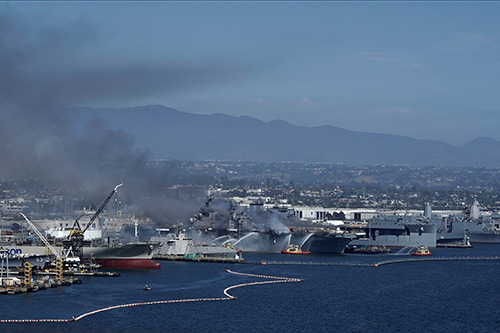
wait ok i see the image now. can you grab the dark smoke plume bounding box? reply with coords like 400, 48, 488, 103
0, 11, 239, 222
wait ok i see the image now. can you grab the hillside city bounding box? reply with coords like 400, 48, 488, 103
2, 161, 500, 227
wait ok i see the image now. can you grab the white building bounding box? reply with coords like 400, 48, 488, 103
293, 207, 378, 222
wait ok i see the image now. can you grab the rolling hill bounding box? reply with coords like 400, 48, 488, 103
69, 105, 500, 167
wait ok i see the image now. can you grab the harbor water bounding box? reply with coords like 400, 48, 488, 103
3, 244, 500, 332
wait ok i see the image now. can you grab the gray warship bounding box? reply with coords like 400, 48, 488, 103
150, 229, 238, 257
436, 199, 500, 244
348, 208, 438, 249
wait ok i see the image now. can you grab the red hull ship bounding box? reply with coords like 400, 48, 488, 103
95, 258, 161, 269
83, 242, 161, 269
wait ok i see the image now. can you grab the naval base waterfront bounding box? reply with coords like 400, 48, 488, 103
2, 244, 500, 332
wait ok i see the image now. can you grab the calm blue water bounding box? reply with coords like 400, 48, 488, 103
3, 244, 500, 332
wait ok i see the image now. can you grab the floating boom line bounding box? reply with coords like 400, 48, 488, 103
0, 270, 303, 324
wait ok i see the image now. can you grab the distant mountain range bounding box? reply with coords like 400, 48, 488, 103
70, 105, 500, 167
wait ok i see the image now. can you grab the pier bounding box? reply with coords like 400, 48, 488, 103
246, 260, 373, 267
245, 256, 500, 267
1, 258, 82, 295
30, 269, 121, 277
155, 254, 500, 268
1, 258, 120, 295
373, 256, 500, 267
154, 254, 246, 264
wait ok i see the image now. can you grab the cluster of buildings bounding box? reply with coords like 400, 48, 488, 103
1, 167, 498, 244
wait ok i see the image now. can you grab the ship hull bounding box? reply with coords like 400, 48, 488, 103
94, 258, 161, 269
294, 233, 354, 254
437, 223, 500, 244
227, 232, 291, 253
83, 242, 160, 269
151, 233, 237, 257
199, 230, 291, 253
1, 242, 161, 269
350, 219, 437, 248
205, 230, 354, 254
467, 233, 500, 243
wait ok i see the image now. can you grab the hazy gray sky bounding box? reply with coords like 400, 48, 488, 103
3, 2, 500, 145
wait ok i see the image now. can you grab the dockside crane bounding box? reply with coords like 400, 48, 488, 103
63, 183, 123, 259
20, 213, 66, 261
21, 213, 79, 285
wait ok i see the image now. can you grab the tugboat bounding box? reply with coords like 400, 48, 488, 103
411, 245, 432, 256
281, 244, 311, 255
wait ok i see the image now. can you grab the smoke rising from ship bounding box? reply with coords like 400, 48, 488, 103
0, 12, 240, 222
192, 198, 291, 235
246, 210, 291, 234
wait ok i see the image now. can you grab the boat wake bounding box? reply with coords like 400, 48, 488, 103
391, 246, 417, 255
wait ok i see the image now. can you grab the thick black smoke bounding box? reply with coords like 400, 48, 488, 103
0, 11, 240, 222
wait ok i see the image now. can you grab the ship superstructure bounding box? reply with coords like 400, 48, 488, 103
151, 229, 237, 257
349, 212, 437, 248
436, 199, 500, 244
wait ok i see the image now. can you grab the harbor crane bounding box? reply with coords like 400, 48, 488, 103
63, 183, 123, 259
20, 213, 66, 261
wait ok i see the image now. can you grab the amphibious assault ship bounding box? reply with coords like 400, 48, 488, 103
189, 197, 353, 254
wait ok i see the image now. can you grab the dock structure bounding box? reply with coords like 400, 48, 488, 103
23, 262, 32, 288
1, 260, 120, 295
0, 267, 120, 277
373, 256, 500, 267
31, 269, 120, 277
247, 256, 500, 267
153, 254, 246, 264
245, 260, 373, 267
0, 275, 82, 295
155, 254, 500, 267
